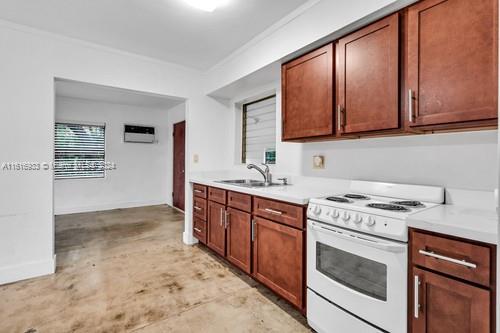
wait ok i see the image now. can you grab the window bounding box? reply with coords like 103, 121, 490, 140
242, 96, 276, 164
54, 122, 106, 179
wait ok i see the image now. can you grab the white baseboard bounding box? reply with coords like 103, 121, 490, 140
54, 200, 168, 215
0, 255, 56, 285
183, 231, 198, 245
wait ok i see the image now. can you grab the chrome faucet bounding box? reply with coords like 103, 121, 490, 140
247, 163, 272, 185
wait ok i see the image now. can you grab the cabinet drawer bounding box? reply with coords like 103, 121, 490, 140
253, 197, 304, 229
193, 184, 207, 199
193, 218, 207, 244
228, 191, 251, 213
410, 230, 491, 287
208, 187, 226, 205
193, 197, 207, 221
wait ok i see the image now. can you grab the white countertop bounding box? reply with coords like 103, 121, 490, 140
190, 172, 350, 205
408, 205, 498, 244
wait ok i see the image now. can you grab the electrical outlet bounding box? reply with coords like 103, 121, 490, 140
193, 154, 199, 163
313, 155, 325, 169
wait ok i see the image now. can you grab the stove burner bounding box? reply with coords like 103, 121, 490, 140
366, 203, 410, 212
344, 194, 370, 200
326, 196, 351, 203
391, 200, 425, 207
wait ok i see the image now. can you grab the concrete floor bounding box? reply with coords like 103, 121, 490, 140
0, 205, 310, 333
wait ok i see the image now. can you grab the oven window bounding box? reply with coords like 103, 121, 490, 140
316, 242, 387, 301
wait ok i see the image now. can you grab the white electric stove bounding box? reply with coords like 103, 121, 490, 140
307, 180, 444, 333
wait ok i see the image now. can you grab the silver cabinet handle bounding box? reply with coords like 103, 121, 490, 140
251, 219, 256, 241
194, 206, 202, 211
337, 105, 342, 131
194, 189, 202, 193
414, 275, 420, 319
220, 208, 224, 226
418, 250, 477, 269
194, 227, 202, 233
264, 208, 283, 215
408, 89, 414, 123
224, 211, 230, 229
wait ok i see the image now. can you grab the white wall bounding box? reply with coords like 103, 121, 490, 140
300, 130, 498, 191
54, 96, 179, 214
0, 20, 231, 284
165, 103, 186, 207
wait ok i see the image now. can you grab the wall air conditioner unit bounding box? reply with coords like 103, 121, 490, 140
124, 124, 155, 143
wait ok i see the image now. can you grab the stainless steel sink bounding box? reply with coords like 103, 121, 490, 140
216, 179, 286, 188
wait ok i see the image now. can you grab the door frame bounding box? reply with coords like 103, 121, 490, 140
172, 120, 186, 211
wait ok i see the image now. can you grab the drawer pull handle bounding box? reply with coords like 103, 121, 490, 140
194, 206, 202, 211
194, 227, 202, 233
194, 189, 203, 193
264, 208, 283, 215
418, 250, 477, 269
414, 275, 420, 318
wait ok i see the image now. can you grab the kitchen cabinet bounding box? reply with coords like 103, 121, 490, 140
412, 267, 490, 333
192, 183, 307, 312
337, 13, 400, 134
282, 43, 334, 141
409, 229, 495, 332
406, 0, 498, 129
207, 200, 226, 256
252, 217, 304, 309
226, 207, 252, 273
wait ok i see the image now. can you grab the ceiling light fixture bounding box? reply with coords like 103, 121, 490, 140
183, 0, 228, 12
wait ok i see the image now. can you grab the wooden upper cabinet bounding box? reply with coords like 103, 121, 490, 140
338, 13, 400, 134
282, 44, 334, 140
406, 0, 498, 128
411, 267, 490, 333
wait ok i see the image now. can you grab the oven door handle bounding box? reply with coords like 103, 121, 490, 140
309, 221, 406, 253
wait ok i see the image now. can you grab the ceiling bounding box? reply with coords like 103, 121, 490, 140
55, 79, 185, 109
0, 0, 309, 70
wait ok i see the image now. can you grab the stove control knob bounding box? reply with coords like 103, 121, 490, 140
342, 211, 350, 221
313, 205, 322, 216
353, 214, 362, 224
331, 209, 340, 219
366, 216, 376, 226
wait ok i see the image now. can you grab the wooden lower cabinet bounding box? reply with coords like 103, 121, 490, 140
252, 217, 304, 309
411, 267, 490, 333
226, 208, 251, 274
207, 200, 226, 256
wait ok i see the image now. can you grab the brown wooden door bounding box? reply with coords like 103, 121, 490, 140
252, 217, 303, 309
282, 43, 334, 140
207, 201, 226, 256
226, 208, 251, 274
338, 13, 400, 134
411, 267, 490, 333
172, 121, 185, 211
406, 0, 498, 127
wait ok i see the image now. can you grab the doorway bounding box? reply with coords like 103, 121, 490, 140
173, 121, 186, 211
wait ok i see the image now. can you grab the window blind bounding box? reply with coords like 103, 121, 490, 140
242, 96, 276, 164
54, 122, 105, 179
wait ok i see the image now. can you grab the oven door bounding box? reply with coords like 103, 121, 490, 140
307, 220, 407, 333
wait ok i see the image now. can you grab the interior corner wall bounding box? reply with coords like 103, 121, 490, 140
54, 96, 174, 214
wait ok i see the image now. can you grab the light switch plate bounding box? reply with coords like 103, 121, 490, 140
313, 155, 325, 169
193, 154, 199, 163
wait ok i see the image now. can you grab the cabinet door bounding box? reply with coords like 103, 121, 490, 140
338, 13, 399, 134
411, 267, 490, 333
282, 44, 334, 140
252, 217, 303, 309
207, 201, 226, 256
407, 0, 498, 127
226, 208, 251, 274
